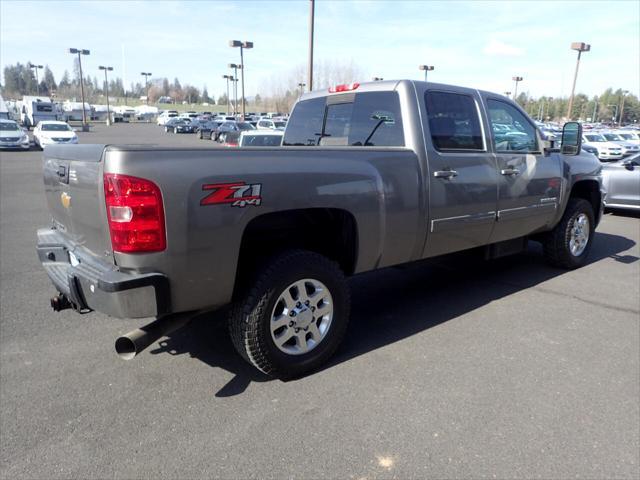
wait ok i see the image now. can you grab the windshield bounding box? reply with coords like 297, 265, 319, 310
42, 124, 72, 131
0, 123, 20, 131
585, 134, 605, 142
603, 133, 622, 141
619, 133, 638, 140
238, 123, 255, 130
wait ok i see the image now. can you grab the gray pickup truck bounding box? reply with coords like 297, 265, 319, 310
37, 80, 603, 378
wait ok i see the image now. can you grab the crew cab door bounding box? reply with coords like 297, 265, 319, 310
481, 96, 562, 242
421, 89, 498, 257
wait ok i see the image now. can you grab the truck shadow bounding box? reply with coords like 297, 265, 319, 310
151, 231, 637, 397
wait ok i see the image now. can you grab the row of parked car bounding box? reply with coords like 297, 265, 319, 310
158, 110, 287, 147
0, 118, 78, 150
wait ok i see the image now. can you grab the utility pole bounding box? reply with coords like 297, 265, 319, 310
308, 0, 315, 91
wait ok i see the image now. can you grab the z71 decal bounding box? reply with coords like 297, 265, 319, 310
200, 182, 262, 208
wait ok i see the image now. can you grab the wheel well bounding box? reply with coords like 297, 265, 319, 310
235, 208, 358, 290
570, 180, 601, 215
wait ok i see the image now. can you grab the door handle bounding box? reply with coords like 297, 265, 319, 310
500, 168, 520, 176
434, 169, 458, 179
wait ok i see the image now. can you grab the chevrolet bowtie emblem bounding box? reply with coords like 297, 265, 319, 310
60, 192, 71, 209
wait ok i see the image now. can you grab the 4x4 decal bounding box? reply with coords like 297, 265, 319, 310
200, 182, 262, 208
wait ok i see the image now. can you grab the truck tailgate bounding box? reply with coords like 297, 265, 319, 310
43, 144, 112, 259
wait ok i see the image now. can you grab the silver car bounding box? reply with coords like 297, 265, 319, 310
602, 153, 640, 211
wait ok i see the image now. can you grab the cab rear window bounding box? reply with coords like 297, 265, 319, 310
283, 91, 404, 147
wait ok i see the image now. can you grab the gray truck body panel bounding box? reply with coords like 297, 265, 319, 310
37, 80, 603, 319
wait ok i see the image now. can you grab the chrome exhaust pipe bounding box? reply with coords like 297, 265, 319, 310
115, 312, 193, 360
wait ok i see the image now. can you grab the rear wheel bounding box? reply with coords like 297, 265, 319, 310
542, 198, 595, 269
228, 250, 350, 378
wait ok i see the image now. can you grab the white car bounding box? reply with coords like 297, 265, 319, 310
615, 130, 640, 145
33, 121, 78, 149
256, 118, 287, 131
600, 132, 640, 156
581, 133, 623, 161
239, 130, 284, 147
0, 119, 30, 150
157, 111, 179, 126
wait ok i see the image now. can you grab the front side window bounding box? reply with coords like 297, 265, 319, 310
487, 99, 538, 152
424, 91, 484, 151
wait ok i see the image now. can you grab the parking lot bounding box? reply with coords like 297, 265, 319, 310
1, 123, 639, 479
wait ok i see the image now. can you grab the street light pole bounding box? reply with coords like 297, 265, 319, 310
99, 66, 113, 126
228, 64, 240, 115
592, 98, 598, 123
308, 0, 315, 91
297, 82, 306, 100
28, 64, 43, 96
607, 104, 618, 126
418, 65, 434, 82
230, 40, 253, 118
222, 75, 232, 115
512, 76, 523, 101
140, 72, 152, 105
618, 90, 629, 126
68, 48, 90, 131
566, 42, 591, 120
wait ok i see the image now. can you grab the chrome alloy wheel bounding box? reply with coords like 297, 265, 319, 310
270, 279, 333, 355
569, 213, 590, 256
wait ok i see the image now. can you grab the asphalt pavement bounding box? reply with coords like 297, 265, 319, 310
1, 124, 639, 479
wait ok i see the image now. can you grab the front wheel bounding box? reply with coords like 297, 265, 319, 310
228, 250, 350, 378
542, 198, 595, 269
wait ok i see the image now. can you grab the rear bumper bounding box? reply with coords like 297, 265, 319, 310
37, 228, 169, 318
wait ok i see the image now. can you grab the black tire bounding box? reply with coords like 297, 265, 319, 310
228, 250, 350, 378
164, 126, 169, 133
542, 198, 595, 269
198, 131, 203, 139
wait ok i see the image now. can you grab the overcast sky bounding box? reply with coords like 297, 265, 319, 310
1, 0, 638, 99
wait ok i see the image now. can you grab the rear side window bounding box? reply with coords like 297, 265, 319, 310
425, 91, 484, 151
283, 92, 404, 147
486, 99, 538, 152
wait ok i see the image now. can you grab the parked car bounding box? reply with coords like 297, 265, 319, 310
164, 118, 195, 133
600, 132, 640, 156
581, 133, 624, 161
197, 120, 223, 140
33, 121, 77, 149
157, 111, 179, 126
36, 80, 602, 378
614, 130, 640, 145
0, 119, 30, 150
239, 130, 284, 147
256, 118, 287, 131
601, 153, 640, 210
215, 121, 255, 143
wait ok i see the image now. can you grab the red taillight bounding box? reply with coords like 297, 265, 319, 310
104, 173, 166, 253
328, 82, 360, 93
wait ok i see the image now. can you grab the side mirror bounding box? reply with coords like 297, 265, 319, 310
561, 122, 582, 155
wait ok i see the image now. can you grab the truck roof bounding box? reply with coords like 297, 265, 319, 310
299, 79, 505, 101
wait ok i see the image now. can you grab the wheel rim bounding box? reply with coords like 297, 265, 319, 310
569, 213, 590, 256
270, 278, 333, 355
